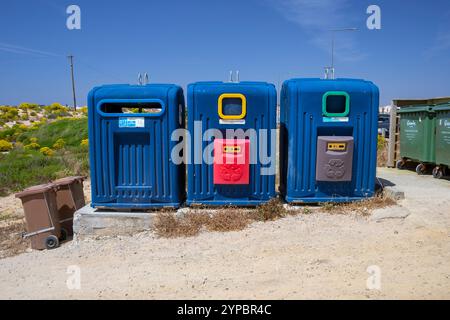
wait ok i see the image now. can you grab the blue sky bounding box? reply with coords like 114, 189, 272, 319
0, 0, 449, 106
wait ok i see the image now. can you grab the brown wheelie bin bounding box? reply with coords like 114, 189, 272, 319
15, 183, 62, 250
52, 176, 86, 239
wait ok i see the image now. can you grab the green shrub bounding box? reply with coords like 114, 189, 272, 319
80, 106, 88, 115
44, 103, 68, 112
0, 128, 15, 141
0, 139, 13, 152
0, 118, 89, 196
53, 138, 66, 150
39, 147, 54, 157
80, 139, 89, 147
377, 135, 386, 150
18, 118, 88, 148
24, 138, 40, 150
1, 111, 18, 122
24, 142, 40, 150
19, 103, 40, 111
0, 106, 18, 114
0, 149, 62, 196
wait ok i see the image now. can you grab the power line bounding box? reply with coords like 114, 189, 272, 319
76, 59, 128, 83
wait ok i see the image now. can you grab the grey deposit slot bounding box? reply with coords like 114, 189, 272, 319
316, 136, 354, 182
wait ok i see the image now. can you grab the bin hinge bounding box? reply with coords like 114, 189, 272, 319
138, 72, 149, 85
228, 70, 240, 83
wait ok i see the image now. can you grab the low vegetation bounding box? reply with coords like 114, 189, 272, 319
153, 195, 396, 238
377, 135, 388, 167
322, 194, 397, 216
0, 219, 30, 259
0, 117, 89, 196
153, 208, 251, 238
0, 140, 13, 152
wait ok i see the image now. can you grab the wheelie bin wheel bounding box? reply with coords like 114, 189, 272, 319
432, 167, 443, 179
416, 163, 426, 175
60, 228, 68, 241
396, 159, 406, 170
45, 235, 60, 250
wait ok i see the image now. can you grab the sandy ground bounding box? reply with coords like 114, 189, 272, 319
0, 168, 449, 300
0, 181, 91, 258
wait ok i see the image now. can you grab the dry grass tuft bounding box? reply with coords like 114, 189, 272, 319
250, 199, 287, 221
153, 211, 203, 238
153, 208, 251, 238
153, 195, 397, 239
185, 211, 211, 229
377, 135, 388, 167
207, 209, 250, 232
0, 219, 30, 259
321, 194, 397, 216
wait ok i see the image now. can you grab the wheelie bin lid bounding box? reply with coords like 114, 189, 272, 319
15, 183, 57, 198
397, 105, 435, 114
52, 176, 85, 187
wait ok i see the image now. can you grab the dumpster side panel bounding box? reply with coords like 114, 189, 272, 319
399, 107, 436, 163
435, 106, 450, 167
88, 84, 185, 208
187, 82, 276, 206
279, 82, 291, 195
280, 78, 379, 203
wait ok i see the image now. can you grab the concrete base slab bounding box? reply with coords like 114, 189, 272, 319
383, 186, 406, 201
73, 205, 158, 239
370, 205, 411, 222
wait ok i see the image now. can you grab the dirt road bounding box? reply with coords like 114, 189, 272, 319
0, 168, 449, 299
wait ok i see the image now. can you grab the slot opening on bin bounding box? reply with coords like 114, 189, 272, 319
100, 102, 162, 114
322, 91, 350, 117
96, 99, 166, 117
218, 94, 247, 120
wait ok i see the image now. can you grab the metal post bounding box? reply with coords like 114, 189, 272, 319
387, 103, 399, 167
329, 28, 357, 79
331, 34, 335, 78
68, 55, 77, 111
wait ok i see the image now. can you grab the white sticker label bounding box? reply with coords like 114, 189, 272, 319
219, 119, 246, 125
119, 117, 145, 128
323, 117, 349, 123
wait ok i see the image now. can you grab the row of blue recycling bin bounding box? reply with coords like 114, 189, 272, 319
88, 78, 379, 209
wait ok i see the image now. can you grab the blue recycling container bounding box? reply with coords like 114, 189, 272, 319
187, 81, 277, 206
88, 84, 186, 209
280, 78, 379, 203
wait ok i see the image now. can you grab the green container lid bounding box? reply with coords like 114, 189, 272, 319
433, 103, 450, 112
397, 105, 435, 114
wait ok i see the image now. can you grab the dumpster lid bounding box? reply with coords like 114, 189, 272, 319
52, 176, 85, 186
15, 183, 56, 198
433, 104, 450, 112
397, 105, 434, 114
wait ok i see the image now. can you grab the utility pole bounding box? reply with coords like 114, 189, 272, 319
68, 55, 77, 111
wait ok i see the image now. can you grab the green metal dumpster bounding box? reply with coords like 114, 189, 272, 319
433, 103, 450, 179
397, 105, 436, 174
